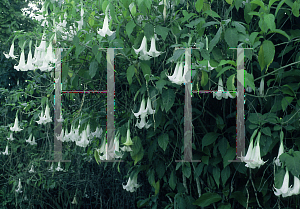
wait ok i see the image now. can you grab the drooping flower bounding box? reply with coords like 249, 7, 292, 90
122, 172, 141, 192
45, 41, 56, 64
36, 103, 52, 125
76, 129, 89, 148
274, 168, 291, 197
55, 161, 64, 172
286, 175, 300, 197
48, 163, 54, 172
14, 49, 27, 71
71, 195, 78, 204
7, 133, 14, 141
97, 14, 114, 37
146, 97, 155, 115
240, 129, 257, 164
15, 179, 22, 193
10, 114, 23, 132
29, 165, 35, 173
132, 98, 147, 118
274, 136, 284, 166
26, 134, 37, 145
56, 129, 65, 142
3, 41, 18, 59
26, 48, 35, 71
213, 77, 224, 100
2, 145, 9, 155
123, 128, 133, 146
91, 127, 103, 138
135, 114, 151, 129
167, 62, 185, 85
133, 36, 151, 60
147, 36, 162, 58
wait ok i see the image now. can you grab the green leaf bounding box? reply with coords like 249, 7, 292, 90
218, 137, 228, 158
127, 65, 135, 85
201, 71, 208, 87
218, 203, 232, 209
140, 62, 151, 78
259, 40, 275, 72
194, 163, 204, 178
208, 26, 222, 53
274, 167, 286, 188
268, 0, 279, 9
202, 132, 220, 150
195, 0, 204, 13
202, 10, 221, 18
268, 29, 291, 41
213, 167, 220, 188
89, 61, 98, 78
281, 96, 294, 111
225, 0, 233, 5
264, 14, 276, 31
245, 71, 256, 94
181, 10, 196, 23
183, 163, 191, 178
232, 21, 246, 34
292, 1, 300, 17
224, 28, 239, 48
193, 193, 222, 207
162, 88, 175, 113
130, 136, 144, 165
156, 79, 166, 94
279, 152, 300, 176
126, 20, 136, 37
250, 0, 267, 11
223, 147, 236, 168
156, 25, 169, 41
226, 74, 236, 97
221, 165, 231, 185
144, 23, 154, 40
158, 133, 169, 151
169, 170, 177, 190
262, 127, 272, 136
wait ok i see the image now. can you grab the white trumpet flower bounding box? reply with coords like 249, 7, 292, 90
167, 62, 185, 85
245, 131, 266, 169
26, 49, 35, 71
26, 134, 37, 145
146, 97, 155, 115
7, 133, 14, 141
122, 172, 141, 192
274, 137, 284, 166
76, 129, 89, 147
147, 36, 162, 58
213, 78, 224, 100
29, 165, 35, 173
10, 114, 23, 132
133, 98, 147, 118
55, 161, 64, 171
3, 41, 18, 59
135, 114, 151, 129
97, 14, 114, 37
15, 179, 22, 193
123, 128, 133, 146
14, 49, 27, 71
2, 145, 9, 155
274, 168, 291, 197
133, 36, 151, 60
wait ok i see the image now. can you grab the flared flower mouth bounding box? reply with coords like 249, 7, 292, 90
167, 62, 185, 85
123, 129, 133, 146
10, 114, 23, 132
97, 13, 115, 37
147, 36, 162, 58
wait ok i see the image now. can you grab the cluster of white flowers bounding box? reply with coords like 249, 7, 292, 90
133, 36, 162, 60
25, 134, 37, 146
132, 97, 155, 129
122, 172, 141, 193
213, 77, 236, 100
36, 103, 52, 125
274, 168, 300, 197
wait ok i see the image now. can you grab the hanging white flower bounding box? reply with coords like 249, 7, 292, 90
167, 62, 185, 85
122, 172, 141, 192
29, 165, 35, 173
15, 179, 22, 193
123, 128, 133, 146
7, 133, 14, 141
213, 77, 224, 100
10, 114, 23, 132
71, 195, 78, 204
14, 48, 27, 71
146, 97, 155, 115
132, 98, 147, 118
3, 41, 18, 59
91, 127, 103, 138
25, 134, 37, 145
55, 161, 64, 172
274, 135, 284, 166
274, 168, 291, 197
147, 36, 162, 58
76, 129, 89, 148
135, 114, 151, 129
97, 12, 114, 37
133, 36, 151, 60
1, 145, 9, 155
259, 78, 264, 96
48, 163, 54, 172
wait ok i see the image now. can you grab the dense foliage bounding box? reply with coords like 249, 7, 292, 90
1, 0, 300, 208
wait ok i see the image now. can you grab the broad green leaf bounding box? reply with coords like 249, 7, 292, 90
194, 163, 204, 177
144, 23, 154, 40
126, 20, 136, 37
195, 0, 204, 12
127, 65, 135, 85
274, 167, 286, 188
102, 0, 109, 13
223, 147, 236, 168
281, 96, 294, 111
268, 29, 291, 41
156, 79, 166, 94
183, 163, 191, 178
193, 193, 222, 207
208, 26, 222, 53
275, 0, 287, 17
202, 132, 220, 150
156, 25, 169, 41
279, 152, 300, 176
89, 61, 98, 78
245, 71, 256, 94
130, 136, 144, 165
201, 71, 208, 87
268, 0, 279, 10
250, 0, 267, 11
262, 127, 271, 136
169, 170, 177, 190
181, 10, 196, 23
202, 10, 221, 18
140, 62, 151, 78
218, 137, 228, 158
162, 89, 175, 113
213, 167, 220, 188
264, 14, 276, 31
224, 28, 238, 48
232, 21, 246, 34
158, 133, 169, 151
144, 0, 152, 10
292, 1, 300, 17
229, 191, 247, 207
202, 156, 209, 165
221, 165, 231, 185
281, 84, 295, 96
226, 74, 236, 97
225, 0, 233, 5
218, 203, 231, 209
